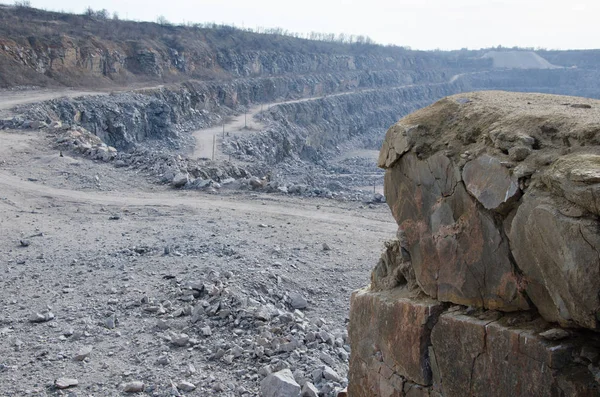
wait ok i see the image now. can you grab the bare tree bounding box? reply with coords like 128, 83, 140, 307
14, 0, 31, 8
156, 15, 170, 26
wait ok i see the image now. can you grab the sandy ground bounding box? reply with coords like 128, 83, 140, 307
0, 128, 396, 396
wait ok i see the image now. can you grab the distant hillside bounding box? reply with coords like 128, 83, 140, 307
538, 49, 600, 69
0, 4, 484, 88
482, 50, 561, 69
0, 4, 599, 102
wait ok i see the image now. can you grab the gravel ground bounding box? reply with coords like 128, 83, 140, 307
0, 128, 396, 396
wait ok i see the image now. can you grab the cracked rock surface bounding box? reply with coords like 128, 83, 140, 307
379, 91, 600, 328
349, 91, 600, 396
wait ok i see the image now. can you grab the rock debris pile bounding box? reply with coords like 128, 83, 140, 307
131, 269, 351, 396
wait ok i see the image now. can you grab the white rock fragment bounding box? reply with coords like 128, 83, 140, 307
261, 368, 301, 397
55, 378, 78, 389
177, 381, 196, 392
123, 381, 145, 393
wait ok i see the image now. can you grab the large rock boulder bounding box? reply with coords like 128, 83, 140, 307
348, 91, 600, 396
378, 91, 600, 330
509, 192, 600, 329
383, 151, 529, 311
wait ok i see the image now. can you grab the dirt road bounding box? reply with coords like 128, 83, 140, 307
189, 78, 463, 161
189, 95, 330, 160
0, 84, 166, 118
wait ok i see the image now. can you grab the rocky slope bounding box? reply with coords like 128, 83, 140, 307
0, 5, 476, 88
2, 6, 600, 189
459, 68, 600, 99
348, 91, 600, 396
3, 70, 455, 149
225, 82, 464, 165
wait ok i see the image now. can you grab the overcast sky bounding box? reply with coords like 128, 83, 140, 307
21, 0, 600, 50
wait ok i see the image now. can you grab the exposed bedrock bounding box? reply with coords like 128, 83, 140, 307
349, 91, 600, 396
378, 90, 600, 328
6, 71, 458, 151
227, 82, 462, 164
349, 290, 600, 397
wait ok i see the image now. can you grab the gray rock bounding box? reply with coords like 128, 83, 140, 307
156, 355, 170, 366
29, 311, 54, 323
254, 305, 273, 321
372, 193, 386, 203
261, 368, 301, 397
156, 320, 170, 330
289, 292, 308, 310
539, 328, 570, 341
171, 333, 190, 347
74, 345, 92, 361
171, 173, 189, 188
104, 314, 117, 329
301, 382, 319, 397
311, 368, 323, 383
213, 383, 225, 392
177, 381, 196, 392
249, 176, 264, 189
55, 378, 78, 389
259, 364, 274, 377
200, 326, 212, 336
123, 381, 145, 392
322, 366, 342, 382
319, 352, 336, 367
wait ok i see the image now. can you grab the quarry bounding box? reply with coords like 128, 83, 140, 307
1, 4, 600, 397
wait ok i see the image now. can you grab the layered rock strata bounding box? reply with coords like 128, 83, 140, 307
349, 91, 600, 396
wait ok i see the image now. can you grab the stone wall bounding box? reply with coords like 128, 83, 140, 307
348, 91, 600, 396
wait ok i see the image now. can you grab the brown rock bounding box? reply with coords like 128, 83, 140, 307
348, 287, 444, 396
539, 328, 570, 341
404, 382, 431, 397
541, 154, 600, 216
384, 152, 528, 311
509, 145, 532, 161
462, 154, 521, 212
430, 311, 597, 397
370, 240, 418, 292
351, 92, 600, 396
509, 193, 600, 329
378, 123, 418, 168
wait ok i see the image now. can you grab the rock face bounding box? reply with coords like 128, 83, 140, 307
430, 312, 598, 397
349, 91, 600, 396
348, 288, 444, 391
378, 91, 600, 328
